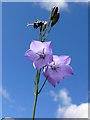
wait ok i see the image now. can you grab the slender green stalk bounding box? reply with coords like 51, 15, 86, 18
32, 70, 40, 120
43, 27, 52, 42
32, 88, 38, 120
42, 13, 52, 42
38, 79, 47, 94
39, 32, 42, 42
32, 72, 47, 120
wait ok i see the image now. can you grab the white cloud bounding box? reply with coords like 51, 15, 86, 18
0, 86, 14, 103
56, 103, 89, 118
50, 88, 89, 118
50, 88, 71, 105
50, 90, 58, 102
33, 1, 89, 13
0, 86, 26, 115
58, 88, 72, 105
38, 1, 68, 11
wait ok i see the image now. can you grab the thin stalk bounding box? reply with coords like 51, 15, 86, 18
38, 79, 47, 94
39, 32, 42, 42
42, 21, 50, 38
32, 70, 40, 120
32, 86, 38, 120
43, 27, 52, 42
42, 13, 52, 41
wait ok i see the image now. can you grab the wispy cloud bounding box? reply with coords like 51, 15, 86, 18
50, 88, 89, 118
0, 86, 14, 103
50, 88, 71, 105
58, 89, 72, 105
50, 90, 58, 102
0, 86, 26, 115
38, 1, 68, 11
35, 0, 88, 12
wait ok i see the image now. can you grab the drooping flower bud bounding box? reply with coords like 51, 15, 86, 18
50, 6, 58, 20
51, 13, 60, 27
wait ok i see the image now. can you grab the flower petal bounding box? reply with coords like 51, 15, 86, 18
45, 54, 53, 64
30, 40, 44, 53
43, 66, 63, 82
53, 55, 71, 66
43, 70, 61, 87
53, 55, 60, 66
43, 66, 49, 78
43, 41, 52, 54
58, 65, 73, 77
43, 64, 73, 87
59, 56, 71, 65
48, 77, 57, 87
33, 58, 46, 70
33, 54, 53, 70
25, 49, 39, 61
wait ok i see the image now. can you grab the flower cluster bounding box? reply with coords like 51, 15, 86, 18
25, 40, 73, 87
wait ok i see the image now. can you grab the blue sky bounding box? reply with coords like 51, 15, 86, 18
2, 2, 88, 118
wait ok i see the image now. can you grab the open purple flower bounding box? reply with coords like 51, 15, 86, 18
43, 55, 73, 87
25, 40, 53, 70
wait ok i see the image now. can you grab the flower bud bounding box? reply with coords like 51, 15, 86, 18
51, 13, 60, 27
50, 6, 58, 20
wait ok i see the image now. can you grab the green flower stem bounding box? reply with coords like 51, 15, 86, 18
32, 70, 41, 120
43, 27, 52, 42
42, 21, 51, 41
42, 13, 52, 41
39, 32, 42, 42
38, 78, 47, 94
42, 21, 50, 37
